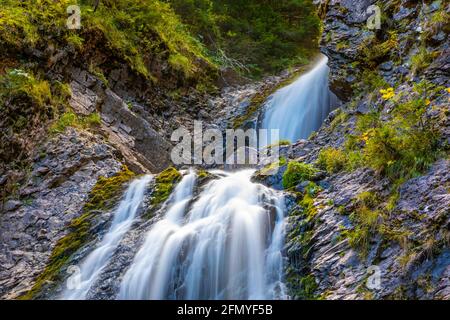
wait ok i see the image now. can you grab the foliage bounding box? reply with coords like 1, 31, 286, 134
345, 80, 443, 185
49, 112, 102, 134
297, 274, 319, 300
358, 32, 399, 67
282, 161, 317, 189
0, 69, 59, 164
168, 0, 321, 77
0, 0, 216, 81
344, 192, 383, 258
317, 147, 347, 174
410, 47, 435, 76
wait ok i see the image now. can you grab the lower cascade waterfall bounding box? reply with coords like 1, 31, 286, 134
61, 175, 153, 300
118, 170, 287, 300
260, 54, 338, 146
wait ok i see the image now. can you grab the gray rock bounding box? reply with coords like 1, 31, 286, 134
3, 200, 22, 212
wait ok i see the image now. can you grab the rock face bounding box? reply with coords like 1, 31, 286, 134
69, 68, 172, 173
318, 0, 449, 99
281, 160, 449, 300
0, 129, 123, 299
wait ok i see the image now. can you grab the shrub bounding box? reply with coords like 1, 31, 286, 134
347, 204, 383, 258
411, 47, 434, 75
282, 161, 317, 189
317, 147, 347, 174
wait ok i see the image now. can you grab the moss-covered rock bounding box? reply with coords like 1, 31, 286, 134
150, 167, 182, 206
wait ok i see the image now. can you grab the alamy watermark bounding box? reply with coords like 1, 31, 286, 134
66, 265, 82, 290
367, 5, 381, 30
67, 5, 81, 30
366, 265, 381, 290
171, 121, 280, 174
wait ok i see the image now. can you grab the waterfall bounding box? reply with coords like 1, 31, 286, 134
260, 54, 338, 146
61, 174, 152, 300
118, 170, 286, 300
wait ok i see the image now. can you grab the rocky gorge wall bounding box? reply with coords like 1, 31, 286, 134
254, 0, 449, 299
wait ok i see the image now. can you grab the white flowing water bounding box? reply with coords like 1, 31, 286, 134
260, 54, 338, 146
61, 174, 152, 300
118, 170, 286, 300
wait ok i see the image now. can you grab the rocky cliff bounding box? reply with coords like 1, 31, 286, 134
255, 0, 449, 299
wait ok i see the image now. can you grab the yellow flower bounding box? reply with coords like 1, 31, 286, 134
425, 99, 431, 106
446, 88, 450, 94
380, 87, 395, 100
361, 129, 375, 142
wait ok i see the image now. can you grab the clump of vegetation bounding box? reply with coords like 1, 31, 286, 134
344, 192, 383, 258
358, 32, 399, 67
0, 69, 62, 165
287, 274, 319, 300
342, 80, 444, 190
20, 166, 135, 299
329, 109, 349, 130
360, 82, 441, 181
410, 47, 435, 75
422, 8, 450, 42
268, 140, 291, 147
49, 111, 102, 134
151, 167, 182, 205
317, 147, 347, 174
299, 191, 318, 222
282, 161, 317, 189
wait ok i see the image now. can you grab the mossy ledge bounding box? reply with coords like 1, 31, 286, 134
19, 166, 135, 300
150, 167, 182, 206
142, 167, 182, 220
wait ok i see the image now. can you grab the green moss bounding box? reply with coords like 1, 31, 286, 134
300, 193, 318, 222
329, 109, 349, 131
49, 112, 102, 134
197, 169, 210, 179
282, 161, 317, 190
151, 167, 182, 206
19, 166, 135, 300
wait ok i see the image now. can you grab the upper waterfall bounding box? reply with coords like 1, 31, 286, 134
260, 54, 339, 146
